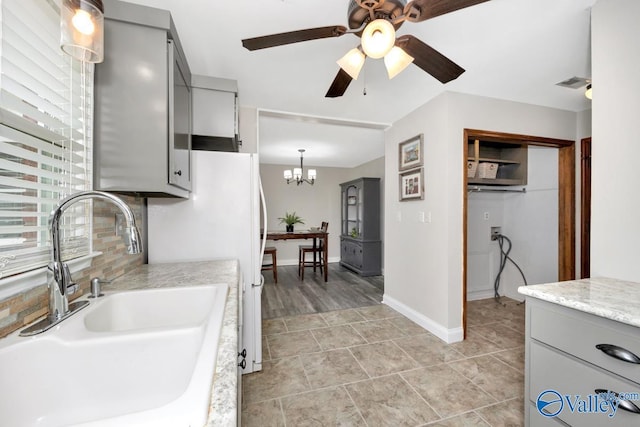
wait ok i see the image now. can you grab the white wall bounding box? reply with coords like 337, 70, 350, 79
467, 146, 559, 302
590, 0, 640, 280
501, 147, 558, 297
384, 91, 576, 342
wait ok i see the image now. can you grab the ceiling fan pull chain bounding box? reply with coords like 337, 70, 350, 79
363, 65, 367, 96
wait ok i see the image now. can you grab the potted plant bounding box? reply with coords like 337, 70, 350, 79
278, 212, 304, 232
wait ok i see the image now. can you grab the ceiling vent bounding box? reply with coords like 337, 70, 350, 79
556, 76, 590, 89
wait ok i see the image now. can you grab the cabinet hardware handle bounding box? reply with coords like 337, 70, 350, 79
174, 170, 182, 176
238, 349, 247, 358
238, 358, 246, 369
596, 344, 640, 364
595, 389, 640, 414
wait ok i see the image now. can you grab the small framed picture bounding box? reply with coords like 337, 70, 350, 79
399, 168, 424, 201
398, 134, 424, 171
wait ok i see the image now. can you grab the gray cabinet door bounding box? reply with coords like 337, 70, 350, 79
94, 7, 191, 197
168, 40, 191, 191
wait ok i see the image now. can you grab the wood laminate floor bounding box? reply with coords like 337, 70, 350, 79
261, 263, 384, 319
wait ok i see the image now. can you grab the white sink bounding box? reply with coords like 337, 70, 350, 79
0, 283, 229, 427
84, 285, 221, 333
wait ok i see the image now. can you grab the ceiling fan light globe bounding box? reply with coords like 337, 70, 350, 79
361, 19, 395, 59
337, 48, 366, 80
384, 46, 414, 79
585, 83, 592, 100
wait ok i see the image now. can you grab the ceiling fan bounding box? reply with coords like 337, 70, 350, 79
241, 0, 490, 97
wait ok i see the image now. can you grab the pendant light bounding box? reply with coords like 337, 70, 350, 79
60, 0, 105, 63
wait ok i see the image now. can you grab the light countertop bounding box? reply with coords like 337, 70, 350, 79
518, 277, 640, 328
103, 259, 240, 426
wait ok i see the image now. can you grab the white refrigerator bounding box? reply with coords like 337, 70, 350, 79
147, 150, 264, 374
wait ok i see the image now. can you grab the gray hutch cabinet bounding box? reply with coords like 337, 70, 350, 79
340, 178, 381, 276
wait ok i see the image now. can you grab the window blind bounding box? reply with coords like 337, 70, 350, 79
0, 0, 93, 279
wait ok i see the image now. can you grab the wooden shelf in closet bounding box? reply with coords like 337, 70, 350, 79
467, 139, 528, 186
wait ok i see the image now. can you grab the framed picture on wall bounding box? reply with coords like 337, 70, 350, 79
398, 134, 424, 171
399, 168, 424, 201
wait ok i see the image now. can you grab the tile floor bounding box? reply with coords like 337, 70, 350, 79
242, 298, 525, 426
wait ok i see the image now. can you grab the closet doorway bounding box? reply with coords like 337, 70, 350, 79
462, 129, 575, 337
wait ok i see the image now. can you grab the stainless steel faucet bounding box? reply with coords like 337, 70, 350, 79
20, 191, 142, 336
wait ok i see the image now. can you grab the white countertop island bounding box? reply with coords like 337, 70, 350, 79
518, 277, 640, 328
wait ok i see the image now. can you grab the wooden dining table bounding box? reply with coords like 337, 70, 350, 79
265, 230, 329, 282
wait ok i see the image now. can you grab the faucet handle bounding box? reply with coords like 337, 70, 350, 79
62, 263, 77, 295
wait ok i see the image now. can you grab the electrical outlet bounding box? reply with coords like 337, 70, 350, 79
491, 226, 502, 241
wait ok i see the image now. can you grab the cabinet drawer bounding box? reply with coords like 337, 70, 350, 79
530, 301, 640, 384
530, 341, 640, 427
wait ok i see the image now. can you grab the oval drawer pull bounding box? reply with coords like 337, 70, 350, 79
595, 389, 640, 414
596, 344, 640, 364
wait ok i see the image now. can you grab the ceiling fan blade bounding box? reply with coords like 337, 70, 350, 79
395, 34, 465, 83
242, 26, 347, 51
405, 0, 490, 22
325, 69, 353, 98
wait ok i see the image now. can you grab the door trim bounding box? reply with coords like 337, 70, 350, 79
580, 137, 592, 278
462, 129, 575, 337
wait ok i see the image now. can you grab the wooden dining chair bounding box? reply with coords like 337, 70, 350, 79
261, 246, 278, 283
298, 222, 328, 280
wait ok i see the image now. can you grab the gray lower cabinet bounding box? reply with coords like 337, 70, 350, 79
340, 237, 381, 276
525, 298, 640, 426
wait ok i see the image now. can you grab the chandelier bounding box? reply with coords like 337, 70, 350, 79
284, 149, 316, 185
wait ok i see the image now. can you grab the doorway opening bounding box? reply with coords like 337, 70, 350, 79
462, 129, 575, 337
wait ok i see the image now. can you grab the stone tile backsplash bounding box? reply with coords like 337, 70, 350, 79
0, 196, 146, 338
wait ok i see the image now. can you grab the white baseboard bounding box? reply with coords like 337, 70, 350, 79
467, 289, 495, 301
383, 294, 464, 344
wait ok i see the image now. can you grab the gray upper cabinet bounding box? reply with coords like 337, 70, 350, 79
94, 0, 191, 197
191, 75, 239, 152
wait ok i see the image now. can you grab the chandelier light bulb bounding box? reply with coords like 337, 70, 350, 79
361, 19, 396, 59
